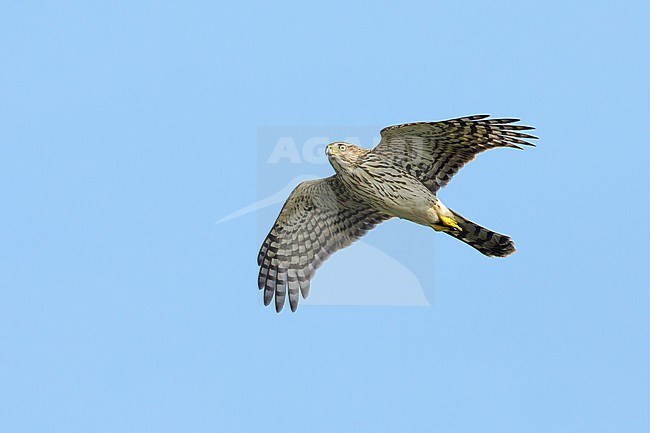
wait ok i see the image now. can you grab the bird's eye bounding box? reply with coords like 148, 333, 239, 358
338, 144, 347, 151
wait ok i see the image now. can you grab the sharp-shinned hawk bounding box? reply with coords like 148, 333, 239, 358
258, 115, 537, 312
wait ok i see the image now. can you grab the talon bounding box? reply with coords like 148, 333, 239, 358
439, 215, 462, 232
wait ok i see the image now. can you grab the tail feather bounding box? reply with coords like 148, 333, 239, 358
445, 210, 516, 257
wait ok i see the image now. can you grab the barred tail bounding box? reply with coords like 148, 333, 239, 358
445, 210, 516, 257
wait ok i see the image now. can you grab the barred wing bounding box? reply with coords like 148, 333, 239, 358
372, 115, 537, 193
257, 176, 390, 312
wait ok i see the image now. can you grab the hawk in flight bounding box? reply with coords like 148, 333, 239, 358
258, 115, 536, 312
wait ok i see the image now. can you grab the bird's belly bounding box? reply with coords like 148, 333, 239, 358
344, 170, 436, 225
381, 197, 435, 225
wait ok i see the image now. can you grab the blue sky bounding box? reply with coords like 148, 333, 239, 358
1, 1, 649, 432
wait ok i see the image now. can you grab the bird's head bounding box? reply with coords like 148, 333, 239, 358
326, 142, 366, 173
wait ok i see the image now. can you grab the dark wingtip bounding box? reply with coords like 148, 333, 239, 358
510, 132, 538, 139
263, 285, 274, 305
509, 141, 536, 150
274, 289, 285, 312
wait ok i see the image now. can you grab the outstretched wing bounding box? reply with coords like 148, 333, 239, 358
372, 115, 537, 193
257, 176, 390, 312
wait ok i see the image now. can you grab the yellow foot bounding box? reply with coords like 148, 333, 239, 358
436, 215, 462, 232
